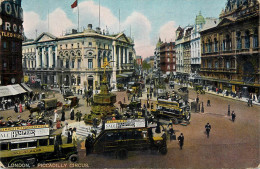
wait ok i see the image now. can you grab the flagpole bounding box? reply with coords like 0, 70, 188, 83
77, 0, 79, 32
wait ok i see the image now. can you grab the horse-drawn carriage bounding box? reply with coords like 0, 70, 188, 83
63, 96, 79, 109
194, 85, 205, 94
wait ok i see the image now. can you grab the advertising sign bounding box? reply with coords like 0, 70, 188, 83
0, 125, 49, 140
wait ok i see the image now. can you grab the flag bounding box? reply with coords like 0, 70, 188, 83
71, 0, 77, 8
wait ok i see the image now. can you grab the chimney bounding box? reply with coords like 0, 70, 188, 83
96, 27, 101, 34
88, 24, 92, 30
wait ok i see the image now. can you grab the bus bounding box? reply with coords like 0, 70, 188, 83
89, 119, 168, 159
152, 99, 191, 124
0, 125, 78, 167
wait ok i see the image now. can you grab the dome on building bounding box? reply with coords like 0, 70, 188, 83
195, 11, 205, 25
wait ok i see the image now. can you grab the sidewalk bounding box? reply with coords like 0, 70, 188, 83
186, 85, 260, 106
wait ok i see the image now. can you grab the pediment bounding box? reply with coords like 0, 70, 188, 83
217, 17, 235, 27
35, 32, 56, 43
115, 33, 130, 43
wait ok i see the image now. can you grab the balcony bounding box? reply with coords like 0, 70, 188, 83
200, 68, 237, 73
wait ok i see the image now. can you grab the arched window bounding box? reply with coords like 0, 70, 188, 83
236, 32, 242, 49
214, 38, 218, 52
245, 30, 250, 48
253, 29, 258, 48
66, 59, 69, 68
202, 41, 205, 53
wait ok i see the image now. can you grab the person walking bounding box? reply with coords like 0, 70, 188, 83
67, 128, 72, 143
231, 111, 236, 122
70, 108, 75, 120
14, 103, 18, 113
72, 128, 77, 146
75, 110, 82, 122
61, 108, 65, 121
207, 99, 211, 106
19, 103, 23, 113
205, 123, 211, 138
178, 133, 184, 150
53, 110, 59, 123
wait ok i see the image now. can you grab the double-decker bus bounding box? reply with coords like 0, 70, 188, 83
89, 119, 168, 159
152, 99, 191, 124
0, 125, 78, 167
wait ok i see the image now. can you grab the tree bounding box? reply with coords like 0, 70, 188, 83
142, 61, 151, 71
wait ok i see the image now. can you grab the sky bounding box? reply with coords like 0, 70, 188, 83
22, 0, 227, 58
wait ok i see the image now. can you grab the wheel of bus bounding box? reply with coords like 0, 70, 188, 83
185, 112, 191, 121
171, 117, 179, 125
9, 159, 25, 168
159, 146, 167, 155
69, 154, 78, 162
117, 149, 128, 160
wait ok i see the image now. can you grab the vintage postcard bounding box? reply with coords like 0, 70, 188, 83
0, 0, 259, 168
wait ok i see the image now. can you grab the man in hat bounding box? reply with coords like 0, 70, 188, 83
178, 133, 184, 149
75, 110, 82, 122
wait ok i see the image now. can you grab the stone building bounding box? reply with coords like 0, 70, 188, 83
176, 25, 193, 81
22, 24, 136, 90
159, 42, 176, 75
200, 0, 259, 97
154, 38, 163, 72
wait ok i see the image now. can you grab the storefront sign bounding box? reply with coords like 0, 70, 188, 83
0, 1, 23, 39
0, 127, 49, 140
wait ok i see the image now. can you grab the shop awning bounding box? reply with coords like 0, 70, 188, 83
11, 84, 27, 94
21, 83, 33, 92
0, 86, 19, 97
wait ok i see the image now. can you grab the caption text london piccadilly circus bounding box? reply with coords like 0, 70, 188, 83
0, 0, 23, 39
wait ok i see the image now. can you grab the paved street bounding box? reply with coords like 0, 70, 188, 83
78, 89, 259, 168
0, 88, 259, 168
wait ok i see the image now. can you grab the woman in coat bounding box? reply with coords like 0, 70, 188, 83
19, 103, 23, 113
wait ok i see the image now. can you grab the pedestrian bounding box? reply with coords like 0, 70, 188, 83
207, 99, 211, 106
72, 128, 77, 146
75, 110, 82, 122
49, 117, 53, 129
201, 102, 204, 113
61, 108, 65, 121
85, 135, 92, 156
14, 103, 18, 113
70, 108, 75, 120
231, 111, 236, 122
56, 120, 62, 129
178, 133, 184, 149
53, 110, 59, 123
205, 123, 211, 138
124, 97, 125, 103
19, 103, 23, 113
196, 96, 199, 104
67, 128, 72, 143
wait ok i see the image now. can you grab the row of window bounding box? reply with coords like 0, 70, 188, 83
0, 138, 54, 151
2, 41, 21, 52
202, 59, 235, 69
202, 30, 258, 53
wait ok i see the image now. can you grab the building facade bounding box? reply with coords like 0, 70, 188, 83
0, 0, 23, 85
22, 24, 136, 90
154, 38, 163, 71
200, 0, 259, 97
183, 26, 193, 77
176, 26, 184, 78
191, 12, 205, 74
159, 42, 176, 75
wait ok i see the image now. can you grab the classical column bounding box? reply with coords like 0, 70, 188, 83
126, 48, 128, 64
42, 47, 45, 68
113, 43, 117, 67
118, 46, 121, 69
123, 47, 125, 64
36, 48, 40, 68
48, 47, 53, 68
55, 46, 58, 67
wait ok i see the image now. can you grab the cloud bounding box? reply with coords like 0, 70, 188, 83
159, 21, 177, 42
23, 8, 74, 39
122, 12, 153, 58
